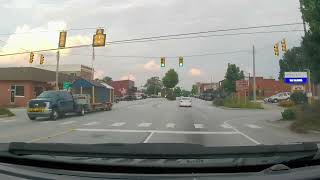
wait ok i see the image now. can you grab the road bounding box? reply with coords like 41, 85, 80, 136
1, 98, 319, 146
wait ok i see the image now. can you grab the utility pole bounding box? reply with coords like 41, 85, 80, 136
252, 45, 256, 103
55, 50, 60, 90
91, 46, 95, 80
300, 0, 307, 35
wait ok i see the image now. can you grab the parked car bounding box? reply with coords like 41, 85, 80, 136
264, 92, 291, 103
27, 90, 88, 120
123, 95, 136, 101
179, 97, 192, 107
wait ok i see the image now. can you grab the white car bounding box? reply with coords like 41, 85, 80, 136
179, 97, 192, 107
264, 92, 291, 103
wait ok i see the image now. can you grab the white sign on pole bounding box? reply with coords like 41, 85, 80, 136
284, 72, 308, 78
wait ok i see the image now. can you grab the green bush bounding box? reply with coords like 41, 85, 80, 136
0, 107, 15, 117
290, 92, 308, 104
222, 97, 263, 109
213, 98, 224, 106
278, 100, 295, 107
281, 108, 296, 120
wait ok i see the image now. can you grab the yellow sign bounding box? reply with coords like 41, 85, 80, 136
93, 34, 106, 47
28, 108, 44, 112
59, 31, 67, 48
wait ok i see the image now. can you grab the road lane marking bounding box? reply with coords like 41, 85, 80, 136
83, 122, 99, 126
166, 123, 175, 128
138, 123, 152, 127
1, 120, 16, 123
143, 132, 154, 143
60, 121, 76, 125
194, 124, 204, 129
75, 128, 239, 135
223, 121, 261, 145
221, 124, 232, 129
110, 122, 126, 127
245, 124, 262, 129
40, 121, 51, 124
28, 129, 75, 143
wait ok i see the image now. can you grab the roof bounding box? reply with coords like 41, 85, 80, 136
100, 82, 114, 89
0, 67, 73, 83
35, 64, 93, 72
72, 78, 110, 89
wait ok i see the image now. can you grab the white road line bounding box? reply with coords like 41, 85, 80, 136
1, 120, 16, 123
138, 123, 152, 127
60, 121, 76, 125
245, 124, 262, 129
221, 124, 232, 129
110, 122, 126, 127
40, 121, 51, 124
166, 123, 175, 128
75, 128, 239, 135
143, 132, 154, 143
223, 122, 261, 145
194, 124, 204, 129
83, 122, 99, 126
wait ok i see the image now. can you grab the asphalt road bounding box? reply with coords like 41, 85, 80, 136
1, 98, 319, 147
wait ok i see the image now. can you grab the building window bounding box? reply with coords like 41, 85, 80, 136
11, 85, 25, 97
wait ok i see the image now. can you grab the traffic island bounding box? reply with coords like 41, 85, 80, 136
213, 97, 264, 110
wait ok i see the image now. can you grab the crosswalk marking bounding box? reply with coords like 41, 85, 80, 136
245, 124, 262, 129
60, 121, 76, 125
83, 122, 99, 126
166, 123, 175, 128
194, 124, 204, 129
1, 120, 16, 123
138, 123, 152, 127
110, 122, 126, 127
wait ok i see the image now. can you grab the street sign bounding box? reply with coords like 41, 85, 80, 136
236, 80, 249, 92
59, 31, 67, 48
63, 82, 71, 90
284, 72, 308, 84
291, 85, 305, 92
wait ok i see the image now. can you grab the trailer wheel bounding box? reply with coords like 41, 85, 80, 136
79, 106, 85, 116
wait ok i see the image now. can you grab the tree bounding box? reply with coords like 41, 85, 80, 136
278, 47, 309, 80
162, 69, 179, 89
102, 76, 113, 84
223, 63, 244, 94
173, 86, 182, 97
144, 77, 162, 95
181, 89, 191, 97
191, 85, 198, 95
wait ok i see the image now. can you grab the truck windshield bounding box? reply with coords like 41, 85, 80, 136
38, 91, 59, 98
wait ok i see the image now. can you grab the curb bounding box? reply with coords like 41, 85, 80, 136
215, 106, 265, 111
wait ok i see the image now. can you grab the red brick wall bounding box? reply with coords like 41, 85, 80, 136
249, 77, 291, 97
0, 81, 50, 107
111, 80, 135, 97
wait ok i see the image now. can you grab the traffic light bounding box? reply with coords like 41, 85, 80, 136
160, 57, 165, 67
40, 54, 44, 65
179, 56, 183, 67
281, 38, 287, 53
274, 42, 279, 56
29, 52, 34, 64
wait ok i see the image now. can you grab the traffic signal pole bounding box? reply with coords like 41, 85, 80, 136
55, 50, 60, 90
252, 45, 256, 103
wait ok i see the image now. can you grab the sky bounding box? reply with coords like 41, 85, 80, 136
0, 0, 305, 89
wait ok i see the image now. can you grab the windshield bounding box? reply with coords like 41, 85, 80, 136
37, 91, 59, 98
0, 0, 319, 169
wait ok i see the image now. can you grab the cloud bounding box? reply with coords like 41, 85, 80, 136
120, 74, 136, 81
143, 60, 160, 71
0, 21, 91, 65
189, 68, 202, 76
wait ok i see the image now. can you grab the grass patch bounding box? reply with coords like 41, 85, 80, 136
289, 103, 320, 133
0, 107, 15, 117
221, 97, 263, 109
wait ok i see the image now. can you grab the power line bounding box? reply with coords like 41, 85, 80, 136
108, 22, 303, 43
107, 30, 304, 45
0, 27, 103, 36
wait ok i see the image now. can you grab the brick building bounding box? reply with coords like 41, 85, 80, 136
248, 77, 291, 98
36, 64, 93, 80
110, 80, 135, 97
0, 67, 72, 107
195, 82, 219, 94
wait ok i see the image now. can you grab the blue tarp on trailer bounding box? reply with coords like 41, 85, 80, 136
71, 78, 113, 103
